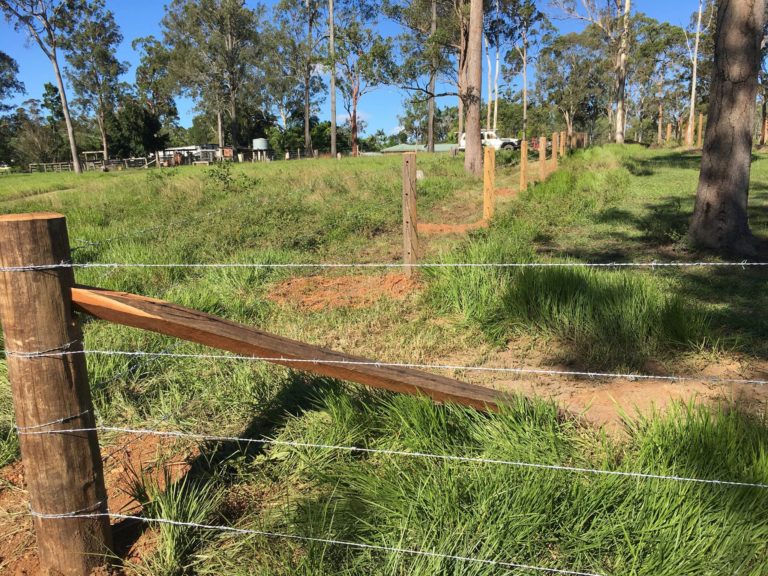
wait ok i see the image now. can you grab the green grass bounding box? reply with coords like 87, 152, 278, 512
2, 148, 768, 573
179, 390, 768, 575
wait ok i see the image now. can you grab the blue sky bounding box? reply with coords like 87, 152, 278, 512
1, 0, 699, 136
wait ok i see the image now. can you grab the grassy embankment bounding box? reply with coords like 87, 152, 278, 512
1, 148, 768, 574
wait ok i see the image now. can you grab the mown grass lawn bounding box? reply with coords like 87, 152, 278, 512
2, 147, 768, 574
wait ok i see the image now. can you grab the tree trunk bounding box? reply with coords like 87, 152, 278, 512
614, 0, 631, 145
657, 74, 664, 144
689, 0, 766, 255
51, 51, 81, 173
304, 1, 314, 156
97, 110, 108, 165
493, 43, 500, 132
351, 77, 360, 156
687, 0, 704, 147
485, 34, 492, 131
217, 111, 224, 148
427, 0, 437, 152
761, 98, 768, 146
522, 33, 528, 140
229, 99, 239, 150
464, 0, 483, 177
329, 0, 337, 156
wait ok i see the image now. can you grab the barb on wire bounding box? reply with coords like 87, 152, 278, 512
25, 511, 602, 576
16, 425, 768, 489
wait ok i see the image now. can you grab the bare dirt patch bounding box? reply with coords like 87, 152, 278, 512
268, 273, 421, 311
417, 220, 488, 235
0, 432, 193, 574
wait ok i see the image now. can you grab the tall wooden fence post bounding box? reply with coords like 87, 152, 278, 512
402, 154, 419, 277
552, 132, 559, 171
483, 147, 496, 221
666, 123, 673, 143
698, 113, 705, 148
539, 137, 547, 180
0, 213, 112, 575
560, 131, 566, 157
519, 139, 528, 191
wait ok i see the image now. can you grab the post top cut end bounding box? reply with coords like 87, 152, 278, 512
0, 212, 65, 223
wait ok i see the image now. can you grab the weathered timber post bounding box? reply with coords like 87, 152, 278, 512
519, 139, 528, 191
539, 137, 547, 180
483, 147, 496, 220
560, 131, 566, 157
0, 213, 111, 575
666, 123, 673, 143
402, 154, 419, 277
698, 113, 705, 148
552, 132, 559, 171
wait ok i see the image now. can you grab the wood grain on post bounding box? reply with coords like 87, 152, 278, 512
552, 132, 559, 170
560, 131, 566, 156
539, 137, 547, 180
519, 139, 528, 191
71, 287, 505, 411
0, 213, 111, 575
698, 113, 704, 148
483, 147, 496, 220
402, 153, 418, 277
666, 123, 673, 142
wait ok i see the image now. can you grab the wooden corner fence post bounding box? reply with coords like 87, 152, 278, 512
666, 123, 673, 143
519, 139, 528, 191
539, 137, 547, 180
402, 153, 419, 277
483, 147, 496, 221
0, 213, 111, 575
552, 132, 559, 171
560, 131, 566, 157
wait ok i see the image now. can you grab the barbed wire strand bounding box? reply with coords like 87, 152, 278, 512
2, 260, 768, 273
26, 511, 602, 576
17, 425, 768, 489
7, 348, 768, 388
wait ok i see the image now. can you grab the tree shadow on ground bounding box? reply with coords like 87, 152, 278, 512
110, 369, 341, 563
529, 193, 768, 363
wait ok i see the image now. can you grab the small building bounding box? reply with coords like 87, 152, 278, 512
158, 145, 220, 166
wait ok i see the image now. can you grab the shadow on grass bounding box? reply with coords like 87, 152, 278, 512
111, 370, 341, 564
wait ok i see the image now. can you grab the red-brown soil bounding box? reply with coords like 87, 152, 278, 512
417, 220, 488, 235
0, 432, 193, 575
268, 273, 421, 311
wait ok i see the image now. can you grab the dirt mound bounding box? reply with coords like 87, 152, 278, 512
268, 273, 421, 311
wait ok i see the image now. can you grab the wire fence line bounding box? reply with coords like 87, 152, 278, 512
15, 425, 768, 490
4, 347, 768, 388
2, 260, 768, 274
23, 511, 603, 576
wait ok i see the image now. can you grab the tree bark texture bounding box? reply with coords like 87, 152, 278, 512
464, 0, 483, 177
330, 0, 337, 156
689, 0, 766, 255
51, 52, 82, 174
427, 0, 437, 152
686, 0, 704, 147
614, 0, 631, 144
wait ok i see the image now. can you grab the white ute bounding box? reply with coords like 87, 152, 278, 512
458, 130, 520, 151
